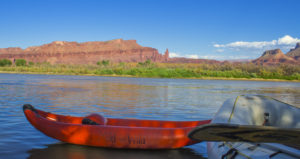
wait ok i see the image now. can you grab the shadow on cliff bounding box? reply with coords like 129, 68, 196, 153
27, 143, 206, 159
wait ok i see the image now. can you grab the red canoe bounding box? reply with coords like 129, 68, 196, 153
23, 104, 210, 149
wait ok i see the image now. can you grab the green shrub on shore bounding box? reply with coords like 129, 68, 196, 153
138, 59, 154, 67
0, 62, 299, 81
0, 59, 12, 66
28, 61, 34, 66
15, 59, 27, 66
97, 60, 110, 66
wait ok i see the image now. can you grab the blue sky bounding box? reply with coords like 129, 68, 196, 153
0, 0, 299, 60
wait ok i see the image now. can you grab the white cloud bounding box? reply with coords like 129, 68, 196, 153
169, 52, 180, 58
198, 55, 221, 59
170, 52, 199, 59
214, 35, 300, 51
213, 44, 225, 48
278, 35, 300, 45
198, 55, 252, 60
225, 40, 277, 49
186, 54, 199, 59
170, 52, 252, 60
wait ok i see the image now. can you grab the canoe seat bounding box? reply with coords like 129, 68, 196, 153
82, 113, 107, 125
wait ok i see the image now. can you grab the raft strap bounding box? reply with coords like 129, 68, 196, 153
221, 148, 238, 159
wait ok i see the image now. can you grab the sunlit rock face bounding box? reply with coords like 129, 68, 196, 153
253, 48, 298, 65
0, 39, 169, 64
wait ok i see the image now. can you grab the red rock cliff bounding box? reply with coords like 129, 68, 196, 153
0, 39, 169, 64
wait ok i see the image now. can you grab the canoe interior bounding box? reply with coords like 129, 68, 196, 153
36, 109, 210, 128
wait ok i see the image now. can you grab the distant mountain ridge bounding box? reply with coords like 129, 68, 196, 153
252, 43, 300, 65
0, 40, 299, 65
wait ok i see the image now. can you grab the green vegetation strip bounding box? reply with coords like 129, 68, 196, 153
0, 59, 299, 81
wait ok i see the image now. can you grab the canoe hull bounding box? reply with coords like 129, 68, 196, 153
23, 105, 210, 149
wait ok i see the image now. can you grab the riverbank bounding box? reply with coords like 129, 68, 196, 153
0, 63, 299, 82
1, 71, 299, 82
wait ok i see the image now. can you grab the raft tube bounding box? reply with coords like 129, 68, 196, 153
23, 104, 210, 149
206, 95, 300, 159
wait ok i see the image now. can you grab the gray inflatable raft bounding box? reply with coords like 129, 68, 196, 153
202, 95, 299, 159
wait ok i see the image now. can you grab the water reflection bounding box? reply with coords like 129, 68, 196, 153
28, 143, 205, 159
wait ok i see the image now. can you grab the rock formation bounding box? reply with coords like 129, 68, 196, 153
164, 49, 169, 62
286, 42, 300, 61
0, 39, 169, 64
252, 48, 297, 65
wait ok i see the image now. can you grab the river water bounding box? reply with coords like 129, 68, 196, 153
0, 73, 299, 159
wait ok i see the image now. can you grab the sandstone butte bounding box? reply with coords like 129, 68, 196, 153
252, 43, 300, 65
